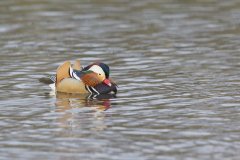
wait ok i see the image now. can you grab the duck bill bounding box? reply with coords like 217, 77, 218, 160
103, 79, 112, 86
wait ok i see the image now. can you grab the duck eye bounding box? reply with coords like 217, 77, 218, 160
99, 73, 101, 75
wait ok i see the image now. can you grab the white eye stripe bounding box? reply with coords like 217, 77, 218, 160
89, 65, 105, 78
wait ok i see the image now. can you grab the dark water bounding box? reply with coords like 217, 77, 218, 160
0, 0, 240, 159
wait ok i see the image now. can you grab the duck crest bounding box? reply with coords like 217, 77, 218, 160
83, 62, 110, 78
98, 62, 110, 78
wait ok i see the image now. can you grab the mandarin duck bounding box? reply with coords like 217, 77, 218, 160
45, 60, 117, 95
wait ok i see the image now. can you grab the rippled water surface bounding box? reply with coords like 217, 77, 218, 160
1, 0, 240, 159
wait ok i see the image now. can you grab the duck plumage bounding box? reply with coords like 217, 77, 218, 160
46, 60, 117, 95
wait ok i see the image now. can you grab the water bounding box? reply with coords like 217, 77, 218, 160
0, 0, 240, 159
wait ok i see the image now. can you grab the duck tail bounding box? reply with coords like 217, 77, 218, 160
49, 75, 56, 83
39, 75, 55, 84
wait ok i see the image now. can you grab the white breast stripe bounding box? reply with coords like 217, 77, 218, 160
86, 85, 92, 95
90, 87, 99, 95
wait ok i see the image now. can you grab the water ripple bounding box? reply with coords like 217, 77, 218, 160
0, 0, 240, 160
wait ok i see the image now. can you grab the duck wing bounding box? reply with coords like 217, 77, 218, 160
56, 61, 71, 85
80, 71, 102, 87
70, 68, 102, 87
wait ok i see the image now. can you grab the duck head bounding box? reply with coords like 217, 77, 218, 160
83, 62, 112, 86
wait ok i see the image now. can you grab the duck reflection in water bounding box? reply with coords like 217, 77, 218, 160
55, 92, 116, 111
54, 92, 116, 131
